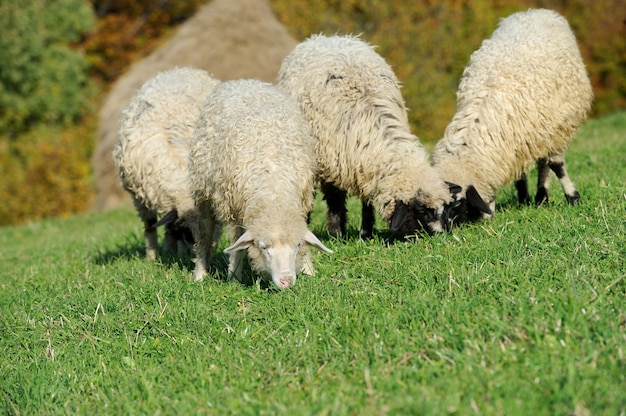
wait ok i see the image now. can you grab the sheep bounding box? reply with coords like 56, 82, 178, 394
92, 0, 297, 212
275, 34, 457, 239
188, 79, 332, 288
432, 9, 593, 222
113, 67, 221, 260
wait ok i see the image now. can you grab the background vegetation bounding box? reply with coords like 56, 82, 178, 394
0, 0, 624, 225
1, 111, 624, 414
271, 0, 626, 134
0, 0, 204, 225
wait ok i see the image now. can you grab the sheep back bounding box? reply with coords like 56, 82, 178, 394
189, 79, 316, 237
114, 67, 220, 217
432, 8, 593, 202
276, 34, 452, 223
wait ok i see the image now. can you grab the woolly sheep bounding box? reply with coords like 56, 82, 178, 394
113, 67, 221, 260
188, 79, 332, 288
275, 34, 456, 239
432, 9, 593, 222
92, 0, 297, 211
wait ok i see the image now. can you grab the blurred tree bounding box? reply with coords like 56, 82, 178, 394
85, 0, 204, 84
1, 0, 624, 225
0, 0, 204, 225
0, 119, 96, 225
270, 0, 626, 142
0, 0, 96, 224
0, 0, 95, 136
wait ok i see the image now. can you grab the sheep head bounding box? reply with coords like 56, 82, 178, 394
444, 184, 493, 225
224, 229, 332, 289
389, 199, 446, 236
389, 182, 467, 236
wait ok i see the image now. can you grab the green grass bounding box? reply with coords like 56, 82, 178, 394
1, 112, 625, 415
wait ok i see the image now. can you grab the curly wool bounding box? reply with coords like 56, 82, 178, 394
432, 9, 593, 205
276, 34, 452, 222
188, 79, 319, 279
93, 0, 297, 211
113, 67, 220, 255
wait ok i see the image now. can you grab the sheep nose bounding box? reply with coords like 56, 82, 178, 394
278, 276, 294, 288
428, 220, 444, 234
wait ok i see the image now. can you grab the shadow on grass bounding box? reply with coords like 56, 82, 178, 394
91, 232, 197, 274
92, 232, 145, 265
91, 233, 270, 286
314, 223, 423, 246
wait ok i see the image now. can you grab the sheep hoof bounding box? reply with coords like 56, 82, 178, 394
193, 267, 206, 282
566, 191, 580, 205
359, 228, 373, 239
535, 188, 549, 206
146, 250, 157, 261
326, 214, 345, 238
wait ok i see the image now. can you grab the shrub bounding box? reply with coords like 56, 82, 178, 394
0, 118, 96, 225
269, 0, 626, 142
85, 0, 205, 83
0, 0, 95, 135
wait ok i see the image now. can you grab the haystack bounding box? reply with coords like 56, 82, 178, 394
92, 0, 297, 211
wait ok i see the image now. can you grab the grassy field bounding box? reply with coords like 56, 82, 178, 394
1, 112, 625, 415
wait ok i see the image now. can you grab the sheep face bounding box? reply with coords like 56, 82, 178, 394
443, 185, 493, 225
389, 181, 465, 236
225, 229, 332, 289
389, 199, 449, 236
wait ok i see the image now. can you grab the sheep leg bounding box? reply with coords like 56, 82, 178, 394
176, 225, 195, 257
321, 182, 347, 237
162, 223, 178, 255
227, 226, 246, 283
143, 216, 158, 260
163, 222, 194, 257
189, 205, 219, 281
548, 154, 580, 205
514, 174, 531, 205
360, 202, 375, 239
535, 158, 551, 206
134, 198, 158, 260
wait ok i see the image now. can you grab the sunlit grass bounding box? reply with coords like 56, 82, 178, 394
1, 112, 625, 415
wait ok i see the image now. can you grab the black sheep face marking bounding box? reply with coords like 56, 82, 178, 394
444, 185, 492, 226
389, 199, 448, 237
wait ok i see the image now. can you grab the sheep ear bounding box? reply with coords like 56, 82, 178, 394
466, 185, 492, 215
304, 230, 333, 254
224, 230, 255, 254
446, 181, 462, 195
389, 200, 409, 232
446, 181, 463, 209
154, 209, 178, 228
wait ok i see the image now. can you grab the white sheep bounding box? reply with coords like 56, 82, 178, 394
113, 67, 220, 260
432, 9, 593, 222
188, 79, 332, 288
275, 34, 456, 239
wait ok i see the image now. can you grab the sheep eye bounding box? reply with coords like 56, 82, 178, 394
258, 241, 267, 250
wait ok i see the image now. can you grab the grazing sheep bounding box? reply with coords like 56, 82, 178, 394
432, 8, 593, 222
113, 67, 220, 260
276, 34, 456, 239
188, 79, 332, 288
93, 0, 297, 212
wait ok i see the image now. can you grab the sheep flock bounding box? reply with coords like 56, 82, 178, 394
113, 8, 593, 289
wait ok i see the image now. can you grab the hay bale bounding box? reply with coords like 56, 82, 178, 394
92, 0, 297, 211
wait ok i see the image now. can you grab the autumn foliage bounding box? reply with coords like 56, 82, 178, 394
85, 0, 205, 83
0, 0, 624, 225
269, 0, 626, 141
0, 0, 203, 225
